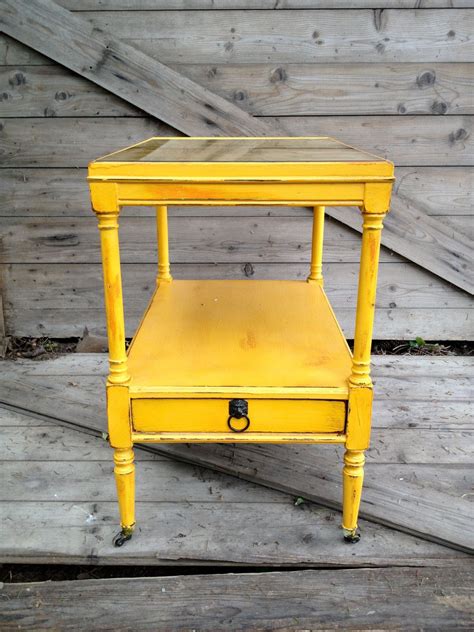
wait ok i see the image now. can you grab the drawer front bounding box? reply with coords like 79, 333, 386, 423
131, 398, 346, 434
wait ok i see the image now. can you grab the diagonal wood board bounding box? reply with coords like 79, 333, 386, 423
1, 0, 472, 294
1, 355, 472, 553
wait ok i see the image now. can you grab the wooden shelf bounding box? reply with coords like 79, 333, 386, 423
127, 280, 352, 399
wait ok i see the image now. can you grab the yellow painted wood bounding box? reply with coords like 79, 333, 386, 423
106, 384, 132, 449
307, 205, 325, 285
132, 432, 347, 445
131, 398, 345, 434
95, 211, 129, 385
346, 387, 373, 452
127, 280, 353, 392
350, 211, 386, 389
88, 136, 394, 542
113, 447, 135, 533
114, 181, 366, 205
342, 449, 365, 539
156, 205, 172, 284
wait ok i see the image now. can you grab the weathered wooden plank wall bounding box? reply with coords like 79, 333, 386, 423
0, 2, 472, 339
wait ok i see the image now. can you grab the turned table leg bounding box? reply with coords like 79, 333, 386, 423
307, 205, 325, 285
113, 447, 136, 547
343, 193, 389, 543
342, 449, 365, 543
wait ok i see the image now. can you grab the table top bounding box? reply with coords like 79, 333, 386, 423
89, 136, 394, 181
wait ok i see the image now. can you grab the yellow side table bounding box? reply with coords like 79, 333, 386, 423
88, 137, 394, 547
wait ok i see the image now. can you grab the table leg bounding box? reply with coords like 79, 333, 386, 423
307, 205, 325, 285
112, 447, 136, 547
342, 449, 365, 543
156, 205, 172, 284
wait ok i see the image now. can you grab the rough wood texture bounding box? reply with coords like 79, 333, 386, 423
3, 7, 473, 65
57, 2, 474, 9
2, 405, 467, 567
3, 261, 472, 339
0, 0, 273, 137
2, 63, 473, 116
180, 62, 474, 116
1, 355, 472, 552
1, 567, 473, 630
2, 116, 472, 167
65, 9, 474, 64
329, 195, 474, 295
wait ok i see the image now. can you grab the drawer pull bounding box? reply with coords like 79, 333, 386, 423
227, 399, 250, 433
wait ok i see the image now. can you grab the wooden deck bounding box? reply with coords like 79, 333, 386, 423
2, 404, 469, 568
1, 353, 473, 629
1, 354, 472, 552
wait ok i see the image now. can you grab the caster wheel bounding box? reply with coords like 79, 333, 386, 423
343, 529, 360, 544
113, 529, 133, 547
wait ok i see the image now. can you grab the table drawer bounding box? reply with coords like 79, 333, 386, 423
131, 397, 346, 434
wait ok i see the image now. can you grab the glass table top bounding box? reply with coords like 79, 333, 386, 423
95, 137, 387, 164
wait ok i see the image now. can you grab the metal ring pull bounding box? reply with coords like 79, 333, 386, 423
227, 414, 250, 433
227, 399, 250, 433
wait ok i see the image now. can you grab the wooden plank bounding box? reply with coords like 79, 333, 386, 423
2, 261, 473, 339
0, 35, 49, 65
5, 261, 472, 308
1, 567, 473, 630
3, 429, 473, 469
10, 368, 469, 425
72, 9, 474, 64
6, 305, 473, 339
1, 211, 472, 296
0, 216, 402, 265
0, 295, 7, 357
57, 2, 474, 9
0, 65, 142, 117
2, 406, 466, 568
2, 167, 471, 217
270, 115, 473, 167
0, 0, 274, 137
5, 353, 472, 376
3, 8, 473, 65
2, 356, 472, 429
4, 360, 473, 431
328, 195, 474, 295
1, 116, 471, 167
8, 500, 465, 567
2, 63, 473, 117
179, 62, 474, 116
1, 355, 472, 552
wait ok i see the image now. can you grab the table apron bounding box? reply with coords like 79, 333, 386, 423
115, 181, 365, 205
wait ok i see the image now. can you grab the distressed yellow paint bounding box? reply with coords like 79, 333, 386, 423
342, 449, 365, 540
156, 205, 173, 284
132, 432, 347, 444
307, 205, 325, 285
106, 384, 132, 448
113, 447, 135, 534
88, 136, 393, 543
132, 398, 345, 434
346, 387, 373, 451
127, 281, 352, 392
